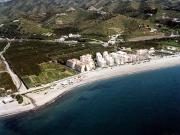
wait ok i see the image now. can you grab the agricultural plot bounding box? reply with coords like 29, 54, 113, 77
0, 60, 5, 71
159, 40, 180, 48
4, 38, 179, 88
4, 41, 111, 88
22, 62, 76, 88
0, 72, 16, 97
0, 41, 6, 51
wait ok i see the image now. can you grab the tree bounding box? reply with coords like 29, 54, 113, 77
16, 94, 23, 104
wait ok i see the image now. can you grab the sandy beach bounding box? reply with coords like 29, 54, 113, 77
1, 55, 180, 118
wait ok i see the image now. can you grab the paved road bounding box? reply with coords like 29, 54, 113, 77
0, 42, 27, 92
0, 71, 8, 73
128, 35, 180, 42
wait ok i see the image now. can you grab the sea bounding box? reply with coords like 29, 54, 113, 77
1, 65, 180, 135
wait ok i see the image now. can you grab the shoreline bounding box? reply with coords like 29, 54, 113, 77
1, 55, 180, 118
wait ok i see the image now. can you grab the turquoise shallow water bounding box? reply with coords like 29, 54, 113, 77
1, 66, 180, 135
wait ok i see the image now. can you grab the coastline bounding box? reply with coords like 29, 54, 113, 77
1, 55, 180, 118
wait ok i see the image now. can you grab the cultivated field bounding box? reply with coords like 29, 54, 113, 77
0, 72, 17, 97
4, 38, 180, 88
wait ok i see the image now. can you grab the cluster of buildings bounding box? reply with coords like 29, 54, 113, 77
162, 14, 180, 23
170, 31, 179, 37
108, 34, 124, 45
2, 96, 14, 104
55, 33, 81, 44
66, 48, 155, 72
96, 49, 151, 68
88, 6, 107, 15
103, 34, 124, 47
66, 54, 95, 73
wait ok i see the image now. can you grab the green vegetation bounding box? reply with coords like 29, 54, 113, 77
15, 94, 23, 104
3, 37, 180, 88
20, 18, 51, 35
0, 0, 179, 89
4, 41, 116, 87
0, 41, 6, 51
118, 38, 180, 50
158, 40, 180, 48
22, 62, 76, 88
0, 72, 17, 97
0, 0, 179, 39
0, 61, 5, 71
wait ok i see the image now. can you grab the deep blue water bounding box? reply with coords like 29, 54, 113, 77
1, 66, 180, 135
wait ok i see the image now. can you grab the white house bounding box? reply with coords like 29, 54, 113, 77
69, 33, 81, 38
61, 80, 68, 86
2, 96, 14, 104
148, 48, 155, 55
67, 7, 76, 12
108, 34, 121, 45
150, 28, 157, 33
55, 37, 65, 42
88, 6, 98, 11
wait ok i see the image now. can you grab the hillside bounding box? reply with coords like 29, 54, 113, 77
0, 0, 179, 39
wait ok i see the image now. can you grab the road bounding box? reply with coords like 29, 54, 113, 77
128, 35, 180, 42
0, 42, 27, 92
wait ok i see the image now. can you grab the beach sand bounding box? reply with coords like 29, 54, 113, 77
1, 55, 180, 117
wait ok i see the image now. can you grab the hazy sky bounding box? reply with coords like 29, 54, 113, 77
0, 0, 11, 2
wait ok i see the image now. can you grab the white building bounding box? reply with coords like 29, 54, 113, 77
55, 35, 69, 43
2, 96, 14, 104
66, 59, 79, 69
69, 33, 81, 38
148, 47, 155, 55
80, 54, 95, 70
108, 34, 121, 45
110, 53, 121, 65
67, 54, 95, 73
150, 28, 157, 33
136, 49, 149, 60
55, 37, 65, 43
116, 51, 127, 56
136, 49, 149, 55
167, 46, 177, 51
67, 7, 76, 12
75, 61, 86, 73
103, 51, 114, 66
61, 80, 68, 86
96, 52, 107, 68
80, 54, 93, 63
88, 6, 98, 11
116, 51, 128, 64
103, 51, 109, 58
126, 54, 137, 63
